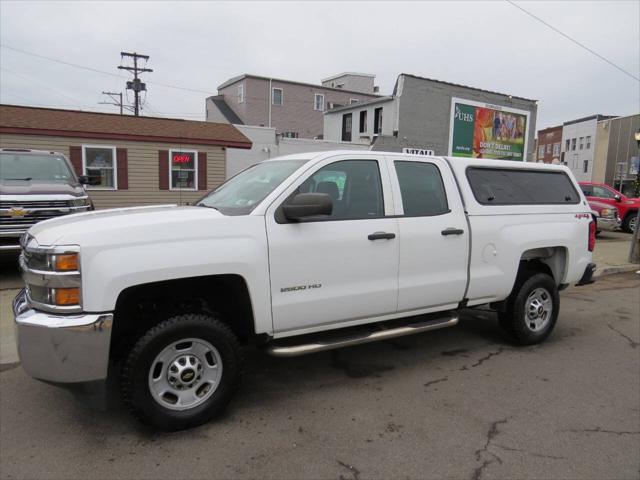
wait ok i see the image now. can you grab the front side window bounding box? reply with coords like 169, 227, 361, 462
272, 88, 283, 106
314, 93, 324, 111
0, 153, 75, 184
83, 145, 116, 189
395, 161, 449, 216
170, 150, 197, 190
592, 185, 617, 199
580, 184, 593, 196
295, 160, 384, 220
198, 160, 306, 215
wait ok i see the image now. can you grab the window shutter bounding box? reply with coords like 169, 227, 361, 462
116, 148, 128, 190
159, 150, 169, 190
198, 152, 207, 190
69, 146, 83, 176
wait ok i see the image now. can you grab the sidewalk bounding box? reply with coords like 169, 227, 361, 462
593, 230, 639, 276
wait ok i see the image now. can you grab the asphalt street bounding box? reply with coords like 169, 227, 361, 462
0, 272, 638, 480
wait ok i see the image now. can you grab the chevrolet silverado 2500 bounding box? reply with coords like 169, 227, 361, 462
13, 151, 596, 430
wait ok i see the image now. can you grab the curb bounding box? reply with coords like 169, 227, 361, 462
594, 264, 639, 278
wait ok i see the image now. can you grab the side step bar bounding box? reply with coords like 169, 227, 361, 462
266, 315, 459, 357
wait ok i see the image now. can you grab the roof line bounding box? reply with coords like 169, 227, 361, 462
323, 96, 394, 114
320, 72, 375, 82
216, 74, 380, 97
400, 73, 537, 102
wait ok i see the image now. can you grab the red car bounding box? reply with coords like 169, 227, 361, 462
579, 182, 639, 233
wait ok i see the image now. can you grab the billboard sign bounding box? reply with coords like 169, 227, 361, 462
448, 98, 530, 161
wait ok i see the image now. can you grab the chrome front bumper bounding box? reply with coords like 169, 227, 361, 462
13, 289, 113, 383
597, 217, 621, 231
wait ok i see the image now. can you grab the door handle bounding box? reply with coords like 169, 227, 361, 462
441, 228, 464, 236
368, 232, 396, 241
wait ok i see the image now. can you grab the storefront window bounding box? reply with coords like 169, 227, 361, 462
170, 150, 197, 190
83, 145, 116, 189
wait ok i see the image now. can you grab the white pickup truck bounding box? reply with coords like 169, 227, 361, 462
13, 150, 596, 430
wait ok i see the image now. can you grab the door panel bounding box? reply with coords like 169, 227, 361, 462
388, 157, 469, 311
266, 156, 399, 334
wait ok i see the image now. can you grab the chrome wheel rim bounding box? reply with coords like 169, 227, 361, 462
524, 288, 553, 332
148, 338, 222, 411
630, 215, 637, 233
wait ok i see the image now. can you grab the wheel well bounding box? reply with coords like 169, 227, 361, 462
518, 247, 568, 285
110, 274, 255, 361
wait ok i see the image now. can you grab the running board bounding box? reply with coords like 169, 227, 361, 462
266, 315, 459, 357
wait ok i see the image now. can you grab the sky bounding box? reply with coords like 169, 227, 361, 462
0, 0, 638, 132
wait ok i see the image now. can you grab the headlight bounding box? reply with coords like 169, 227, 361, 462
70, 197, 91, 207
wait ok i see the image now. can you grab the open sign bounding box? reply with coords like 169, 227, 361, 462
172, 153, 193, 164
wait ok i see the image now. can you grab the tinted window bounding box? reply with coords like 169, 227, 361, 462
466, 167, 580, 205
395, 161, 449, 216
296, 160, 384, 220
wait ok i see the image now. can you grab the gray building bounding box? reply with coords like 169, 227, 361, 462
206, 73, 379, 140
324, 73, 538, 162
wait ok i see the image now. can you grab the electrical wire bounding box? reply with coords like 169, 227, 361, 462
506, 0, 639, 82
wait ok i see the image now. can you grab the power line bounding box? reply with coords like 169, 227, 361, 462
505, 0, 639, 82
0, 44, 217, 95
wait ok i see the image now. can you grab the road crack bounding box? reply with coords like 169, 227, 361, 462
559, 426, 640, 436
493, 443, 564, 460
608, 324, 639, 349
472, 418, 508, 480
423, 377, 448, 389
471, 347, 506, 368
337, 459, 360, 480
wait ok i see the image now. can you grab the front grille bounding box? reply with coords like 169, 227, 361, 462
0, 200, 71, 209
0, 199, 83, 231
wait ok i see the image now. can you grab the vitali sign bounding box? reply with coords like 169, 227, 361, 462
448, 98, 530, 161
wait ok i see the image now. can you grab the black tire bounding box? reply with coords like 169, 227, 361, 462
498, 272, 559, 345
622, 212, 638, 234
121, 313, 242, 431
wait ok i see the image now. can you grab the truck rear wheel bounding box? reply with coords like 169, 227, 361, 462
498, 273, 559, 345
121, 313, 242, 431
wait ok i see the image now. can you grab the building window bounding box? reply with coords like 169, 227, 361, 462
579, 137, 584, 150
571, 138, 576, 151
538, 145, 545, 159
237, 83, 244, 103
583, 160, 589, 173
281, 132, 299, 138
82, 145, 117, 189
350, 99, 359, 105
359, 110, 367, 133
169, 149, 197, 190
272, 87, 283, 106
586, 135, 591, 149
546, 144, 551, 154
314, 93, 325, 111
565, 139, 570, 151
342, 113, 352, 142
374, 107, 383, 134
553, 143, 560, 156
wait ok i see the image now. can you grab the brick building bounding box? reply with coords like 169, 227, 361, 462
535, 125, 563, 163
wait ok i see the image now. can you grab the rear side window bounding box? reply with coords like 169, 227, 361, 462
394, 161, 449, 216
466, 167, 580, 205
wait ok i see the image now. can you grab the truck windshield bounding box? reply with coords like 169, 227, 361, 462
197, 160, 307, 215
0, 153, 76, 184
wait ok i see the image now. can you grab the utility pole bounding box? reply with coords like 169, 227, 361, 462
98, 91, 129, 115
117, 52, 153, 116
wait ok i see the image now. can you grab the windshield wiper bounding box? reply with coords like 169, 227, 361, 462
6, 177, 33, 180
196, 203, 220, 212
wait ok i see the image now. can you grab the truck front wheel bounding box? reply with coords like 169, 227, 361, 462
498, 273, 559, 345
121, 313, 242, 431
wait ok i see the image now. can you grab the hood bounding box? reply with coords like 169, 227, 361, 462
0, 179, 85, 197
588, 199, 614, 210
28, 204, 228, 247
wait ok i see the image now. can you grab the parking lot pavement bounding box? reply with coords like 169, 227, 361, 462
0, 272, 638, 480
